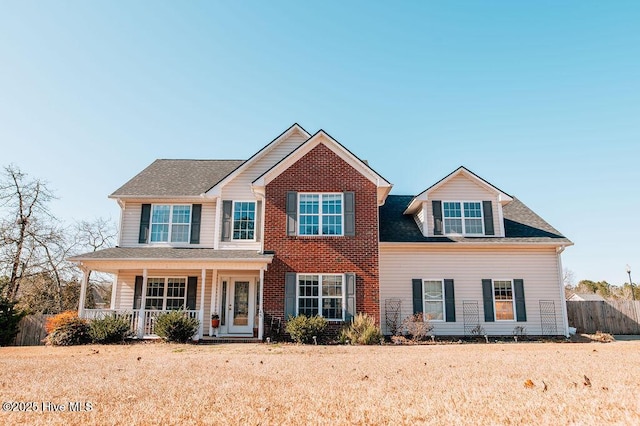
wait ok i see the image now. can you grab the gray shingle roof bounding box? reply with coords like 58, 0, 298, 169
110, 159, 245, 197
69, 247, 273, 261
379, 195, 571, 244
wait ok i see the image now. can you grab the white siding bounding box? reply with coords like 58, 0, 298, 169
119, 200, 217, 248
425, 174, 504, 237
379, 245, 566, 336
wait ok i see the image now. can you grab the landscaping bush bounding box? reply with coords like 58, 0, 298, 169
400, 313, 433, 342
45, 310, 78, 334
89, 315, 133, 344
154, 310, 199, 343
0, 294, 26, 346
339, 313, 382, 345
45, 312, 90, 346
285, 314, 327, 344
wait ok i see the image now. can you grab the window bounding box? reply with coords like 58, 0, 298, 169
299, 193, 343, 236
145, 277, 187, 310
150, 205, 191, 243
232, 201, 256, 240
493, 280, 515, 320
297, 274, 344, 320
423, 280, 444, 321
443, 202, 483, 235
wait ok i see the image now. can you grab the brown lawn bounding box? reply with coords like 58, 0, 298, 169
1, 341, 639, 425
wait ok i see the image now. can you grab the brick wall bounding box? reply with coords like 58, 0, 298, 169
263, 142, 380, 326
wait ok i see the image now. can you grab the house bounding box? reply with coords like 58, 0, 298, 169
567, 293, 606, 302
69, 124, 572, 340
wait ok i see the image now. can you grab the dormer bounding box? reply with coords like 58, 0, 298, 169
404, 167, 513, 238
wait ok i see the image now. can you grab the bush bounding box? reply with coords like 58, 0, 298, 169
89, 315, 133, 344
339, 313, 382, 345
401, 313, 433, 342
45, 310, 78, 334
154, 310, 199, 343
285, 314, 327, 344
45, 312, 90, 346
0, 295, 26, 346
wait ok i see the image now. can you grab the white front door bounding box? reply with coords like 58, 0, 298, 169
227, 278, 255, 334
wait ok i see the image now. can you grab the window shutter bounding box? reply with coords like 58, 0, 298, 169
255, 200, 262, 242
286, 192, 297, 236
444, 279, 456, 322
221, 200, 232, 241
133, 276, 143, 309
284, 272, 296, 320
432, 200, 443, 235
186, 277, 197, 310
139, 204, 151, 243
190, 204, 202, 244
514, 279, 526, 322
344, 192, 355, 237
482, 201, 494, 236
482, 279, 495, 322
412, 279, 423, 314
345, 273, 356, 321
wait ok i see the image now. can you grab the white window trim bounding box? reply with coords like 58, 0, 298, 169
297, 193, 344, 237
442, 200, 485, 236
145, 276, 189, 311
492, 279, 516, 321
422, 279, 445, 322
295, 273, 346, 321
230, 200, 257, 242
149, 204, 192, 244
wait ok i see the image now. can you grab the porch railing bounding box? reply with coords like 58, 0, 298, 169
81, 309, 199, 338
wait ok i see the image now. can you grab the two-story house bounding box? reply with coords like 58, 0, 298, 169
70, 124, 571, 340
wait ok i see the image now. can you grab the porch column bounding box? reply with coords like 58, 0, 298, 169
198, 268, 206, 340
137, 269, 148, 338
110, 273, 118, 309
209, 270, 218, 337
78, 266, 90, 317
258, 267, 265, 340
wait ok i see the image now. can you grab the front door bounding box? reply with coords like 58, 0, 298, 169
227, 278, 255, 334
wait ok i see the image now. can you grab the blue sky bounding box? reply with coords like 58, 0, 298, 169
1, 2, 639, 285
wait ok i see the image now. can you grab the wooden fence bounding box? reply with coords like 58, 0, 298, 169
566, 300, 640, 334
12, 314, 52, 346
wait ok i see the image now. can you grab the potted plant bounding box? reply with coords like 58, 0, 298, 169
211, 313, 220, 328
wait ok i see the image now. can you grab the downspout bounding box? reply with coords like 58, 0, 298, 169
556, 246, 570, 337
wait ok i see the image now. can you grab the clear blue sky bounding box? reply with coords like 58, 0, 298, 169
1, 2, 639, 285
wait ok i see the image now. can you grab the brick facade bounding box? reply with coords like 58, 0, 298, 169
263, 142, 380, 325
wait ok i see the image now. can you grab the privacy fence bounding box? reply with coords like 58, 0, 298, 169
12, 314, 52, 346
566, 300, 640, 335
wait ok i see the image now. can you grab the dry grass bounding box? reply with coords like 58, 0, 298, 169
1, 341, 640, 425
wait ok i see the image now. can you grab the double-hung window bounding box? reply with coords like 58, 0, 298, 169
232, 201, 256, 240
423, 280, 445, 321
297, 274, 344, 320
299, 193, 343, 236
145, 277, 187, 310
493, 280, 515, 320
150, 205, 191, 243
443, 202, 483, 235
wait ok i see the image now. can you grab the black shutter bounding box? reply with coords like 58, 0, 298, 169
482, 201, 494, 236
432, 200, 443, 235
255, 200, 262, 242
412, 279, 423, 314
221, 200, 232, 241
186, 277, 197, 310
284, 272, 296, 319
482, 279, 495, 322
139, 204, 151, 243
444, 279, 456, 322
133, 276, 143, 309
514, 279, 527, 322
344, 192, 355, 236
345, 273, 356, 321
286, 192, 297, 236
190, 204, 202, 244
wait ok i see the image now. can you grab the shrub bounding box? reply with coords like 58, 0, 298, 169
89, 315, 133, 344
0, 295, 26, 346
339, 313, 382, 345
154, 310, 199, 343
45, 312, 90, 346
401, 313, 433, 342
45, 310, 78, 334
285, 314, 327, 344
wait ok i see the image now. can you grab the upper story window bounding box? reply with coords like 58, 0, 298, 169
232, 201, 256, 240
443, 201, 483, 235
150, 205, 191, 243
298, 193, 343, 236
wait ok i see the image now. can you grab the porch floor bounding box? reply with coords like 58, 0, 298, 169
199, 336, 262, 344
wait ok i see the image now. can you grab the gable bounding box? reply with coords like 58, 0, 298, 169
428, 173, 496, 201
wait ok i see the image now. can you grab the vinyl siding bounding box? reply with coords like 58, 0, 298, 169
425, 175, 503, 237
379, 245, 566, 336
